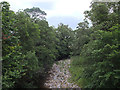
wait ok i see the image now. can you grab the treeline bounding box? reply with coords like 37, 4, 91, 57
1, 1, 120, 88
70, 1, 120, 88
1, 1, 74, 88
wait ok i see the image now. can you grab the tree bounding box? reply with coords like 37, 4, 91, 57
35, 19, 57, 70
70, 1, 120, 88
55, 23, 74, 59
24, 7, 47, 20
1, 1, 26, 88
84, 2, 119, 31
72, 21, 91, 55
15, 11, 40, 53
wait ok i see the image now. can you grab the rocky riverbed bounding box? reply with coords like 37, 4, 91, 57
44, 59, 80, 88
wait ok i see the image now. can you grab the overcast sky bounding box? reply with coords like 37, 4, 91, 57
1, 0, 92, 29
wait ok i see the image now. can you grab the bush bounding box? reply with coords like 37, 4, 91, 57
70, 25, 120, 88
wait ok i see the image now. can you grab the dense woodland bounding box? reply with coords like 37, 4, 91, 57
1, 1, 120, 88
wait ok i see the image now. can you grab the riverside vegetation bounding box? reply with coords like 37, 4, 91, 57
1, 1, 120, 89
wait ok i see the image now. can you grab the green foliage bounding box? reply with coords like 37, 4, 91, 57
15, 11, 40, 52
35, 20, 57, 70
70, 19, 120, 89
24, 7, 46, 15
55, 23, 74, 59
72, 21, 91, 55
1, 1, 27, 88
70, 2, 120, 88
1, 1, 120, 89
82, 27, 120, 88
69, 56, 90, 87
1, 1, 57, 88
25, 51, 39, 71
24, 7, 46, 20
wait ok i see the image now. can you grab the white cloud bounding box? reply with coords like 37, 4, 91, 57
46, 0, 91, 18
1, 0, 32, 11
1, 0, 92, 29
1, 0, 91, 17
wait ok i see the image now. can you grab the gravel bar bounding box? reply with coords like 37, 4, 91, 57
44, 59, 81, 88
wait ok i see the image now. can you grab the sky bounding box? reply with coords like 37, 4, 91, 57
1, 0, 92, 29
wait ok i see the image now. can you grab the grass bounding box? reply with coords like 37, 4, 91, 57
69, 56, 89, 88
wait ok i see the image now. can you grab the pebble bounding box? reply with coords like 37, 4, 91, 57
44, 59, 80, 88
